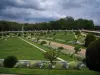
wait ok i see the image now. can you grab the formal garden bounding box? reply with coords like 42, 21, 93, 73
0, 30, 100, 75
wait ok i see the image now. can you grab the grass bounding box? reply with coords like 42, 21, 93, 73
0, 36, 78, 61
0, 37, 45, 60
23, 37, 80, 61
0, 68, 99, 75
33, 31, 86, 48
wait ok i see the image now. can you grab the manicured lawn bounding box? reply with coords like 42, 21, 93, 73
0, 68, 99, 75
34, 31, 86, 48
23, 38, 79, 61
38, 32, 75, 41
0, 37, 45, 60
0, 36, 79, 61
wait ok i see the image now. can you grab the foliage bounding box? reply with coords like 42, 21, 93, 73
86, 39, 100, 71
74, 31, 81, 35
0, 16, 94, 31
40, 41, 47, 45
58, 47, 64, 50
74, 46, 81, 54
43, 50, 59, 64
18, 33, 21, 36
4, 56, 18, 68
84, 34, 96, 47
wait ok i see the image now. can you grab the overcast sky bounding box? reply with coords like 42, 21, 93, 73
0, 0, 100, 25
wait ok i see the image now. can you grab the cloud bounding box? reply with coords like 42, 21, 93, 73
0, 0, 100, 25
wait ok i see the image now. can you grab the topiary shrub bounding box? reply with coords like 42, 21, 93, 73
58, 47, 64, 50
84, 34, 96, 47
4, 56, 18, 68
40, 41, 47, 45
18, 33, 21, 36
52, 32, 56, 35
86, 39, 100, 71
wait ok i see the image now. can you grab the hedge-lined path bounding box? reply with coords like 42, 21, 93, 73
39, 39, 86, 57
19, 37, 65, 61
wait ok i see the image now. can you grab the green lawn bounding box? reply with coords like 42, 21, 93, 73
0, 36, 79, 61
39, 32, 75, 41
0, 68, 99, 75
23, 37, 80, 61
34, 31, 86, 48
0, 37, 45, 60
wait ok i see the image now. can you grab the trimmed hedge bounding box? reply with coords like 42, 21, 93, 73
85, 34, 96, 47
4, 56, 18, 68
86, 39, 100, 71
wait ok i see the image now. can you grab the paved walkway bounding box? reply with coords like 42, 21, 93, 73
19, 37, 65, 61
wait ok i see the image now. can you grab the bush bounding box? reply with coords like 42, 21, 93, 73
18, 33, 21, 36
58, 47, 64, 50
74, 30, 81, 35
40, 41, 47, 45
4, 56, 18, 68
76, 62, 86, 70
85, 34, 96, 47
53, 32, 56, 35
74, 46, 81, 54
43, 50, 59, 65
15, 61, 30, 68
86, 39, 100, 71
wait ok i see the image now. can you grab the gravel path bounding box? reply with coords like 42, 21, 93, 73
40, 39, 86, 57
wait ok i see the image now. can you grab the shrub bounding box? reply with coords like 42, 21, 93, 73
74, 31, 81, 37
53, 32, 56, 35
58, 47, 64, 50
15, 61, 30, 68
4, 56, 18, 68
43, 50, 59, 65
85, 34, 96, 47
76, 62, 86, 70
18, 33, 21, 36
74, 46, 81, 54
40, 41, 47, 45
86, 39, 100, 71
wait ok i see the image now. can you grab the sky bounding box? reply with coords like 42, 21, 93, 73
0, 0, 100, 25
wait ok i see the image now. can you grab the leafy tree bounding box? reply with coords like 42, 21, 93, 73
43, 50, 59, 65
4, 56, 18, 68
86, 39, 100, 71
0, 16, 95, 31
85, 34, 96, 47
74, 46, 81, 54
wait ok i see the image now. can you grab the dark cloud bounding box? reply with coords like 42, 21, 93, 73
0, 0, 45, 10
60, 0, 83, 9
0, 0, 100, 25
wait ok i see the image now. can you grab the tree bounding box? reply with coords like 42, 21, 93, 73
4, 56, 18, 68
86, 39, 100, 71
85, 34, 96, 47
74, 46, 81, 54
43, 50, 59, 65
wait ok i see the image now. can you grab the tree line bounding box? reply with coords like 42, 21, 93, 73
0, 16, 95, 31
